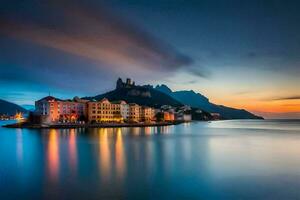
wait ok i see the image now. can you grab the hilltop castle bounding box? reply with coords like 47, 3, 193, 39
116, 78, 136, 89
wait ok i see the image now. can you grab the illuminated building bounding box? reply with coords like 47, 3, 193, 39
35, 96, 88, 124
163, 111, 175, 121
210, 113, 221, 120
87, 98, 123, 123
35, 95, 163, 124
175, 113, 192, 121
15, 112, 24, 121
140, 106, 155, 122
128, 103, 140, 122
112, 100, 129, 121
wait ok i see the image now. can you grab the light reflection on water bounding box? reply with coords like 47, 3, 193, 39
47, 129, 59, 182
0, 120, 300, 199
16, 129, 23, 165
69, 129, 77, 174
98, 128, 110, 183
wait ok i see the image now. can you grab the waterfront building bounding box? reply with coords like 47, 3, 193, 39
111, 100, 129, 121
87, 98, 123, 123
140, 106, 155, 122
179, 105, 192, 111
35, 95, 160, 124
161, 105, 174, 111
120, 101, 130, 120
175, 112, 192, 122
210, 113, 221, 120
15, 112, 23, 121
163, 111, 175, 121
128, 103, 140, 122
35, 96, 88, 124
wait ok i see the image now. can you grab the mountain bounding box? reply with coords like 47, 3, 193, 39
155, 84, 263, 119
0, 99, 28, 115
84, 78, 182, 108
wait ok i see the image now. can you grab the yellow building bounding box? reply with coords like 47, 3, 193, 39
87, 98, 123, 123
128, 103, 140, 122
140, 106, 155, 122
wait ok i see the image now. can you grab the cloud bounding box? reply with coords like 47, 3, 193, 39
188, 67, 210, 78
185, 80, 197, 84
253, 111, 300, 119
247, 52, 257, 58
271, 96, 300, 101
281, 103, 300, 107
0, 1, 192, 76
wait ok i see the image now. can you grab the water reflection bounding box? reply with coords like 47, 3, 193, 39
16, 129, 23, 165
47, 129, 59, 181
97, 128, 126, 182
69, 129, 77, 174
144, 127, 151, 135
98, 128, 111, 182
131, 127, 140, 136
125, 126, 172, 136
2, 120, 300, 199
157, 125, 172, 135
115, 128, 125, 180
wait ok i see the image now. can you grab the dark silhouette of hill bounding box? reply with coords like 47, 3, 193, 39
155, 84, 263, 119
0, 99, 27, 115
84, 79, 182, 108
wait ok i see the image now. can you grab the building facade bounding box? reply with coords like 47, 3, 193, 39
120, 101, 130, 121
175, 113, 192, 122
140, 106, 155, 122
87, 98, 123, 123
35, 96, 87, 124
35, 94, 175, 124
163, 111, 175, 121
128, 103, 140, 122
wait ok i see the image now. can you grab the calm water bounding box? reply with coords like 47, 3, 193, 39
1, 120, 300, 200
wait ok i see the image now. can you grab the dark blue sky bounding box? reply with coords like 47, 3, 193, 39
0, 0, 300, 118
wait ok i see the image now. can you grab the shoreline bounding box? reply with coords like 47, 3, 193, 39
2, 121, 184, 129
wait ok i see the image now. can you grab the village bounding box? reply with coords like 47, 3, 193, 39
31, 95, 193, 126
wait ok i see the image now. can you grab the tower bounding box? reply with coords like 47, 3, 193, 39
126, 78, 132, 85
116, 78, 124, 89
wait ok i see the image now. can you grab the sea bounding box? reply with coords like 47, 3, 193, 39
0, 119, 300, 199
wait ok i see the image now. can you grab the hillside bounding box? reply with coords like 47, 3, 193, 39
0, 99, 28, 115
155, 84, 263, 119
84, 82, 183, 108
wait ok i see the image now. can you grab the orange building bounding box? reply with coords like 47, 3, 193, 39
163, 111, 175, 122
35, 96, 88, 124
87, 98, 123, 123
140, 106, 155, 122
128, 103, 140, 122
36, 95, 158, 124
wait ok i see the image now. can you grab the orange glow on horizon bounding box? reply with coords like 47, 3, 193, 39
212, 95, 300, 117
229, 100, 300, 113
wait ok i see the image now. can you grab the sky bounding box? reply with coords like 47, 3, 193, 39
0, 0, 299, 119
